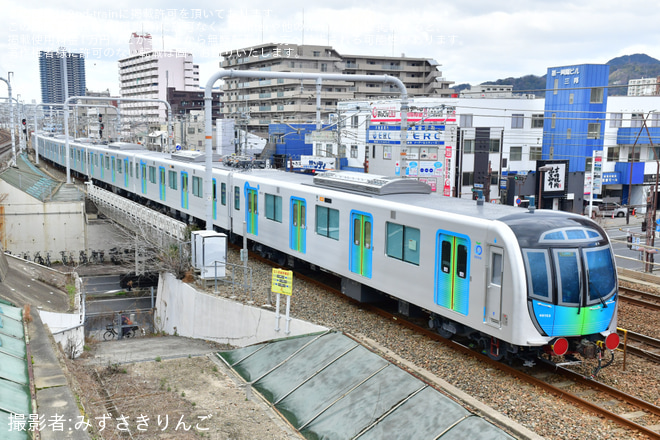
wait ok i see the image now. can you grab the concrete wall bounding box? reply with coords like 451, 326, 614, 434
155, 272, 327, 347
39, 311, 84, 358
0, 182, 86, 256
39, 273, 84, 358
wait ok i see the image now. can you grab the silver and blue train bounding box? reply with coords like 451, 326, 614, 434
34, 134, 620, 364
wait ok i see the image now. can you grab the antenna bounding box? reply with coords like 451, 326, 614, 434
302, 8, 305, 46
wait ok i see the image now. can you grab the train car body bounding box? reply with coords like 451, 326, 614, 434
34, 134, 620, 363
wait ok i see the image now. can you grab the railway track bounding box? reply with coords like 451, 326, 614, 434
270, 260, 660, 439
619, 329, 660, 364
620, 286, 660, 311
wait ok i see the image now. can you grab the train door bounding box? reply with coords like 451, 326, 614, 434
159, 166, 166, 201
290, 197, 306, 253
485, 247, 504, 328
212, 178, 217, 220
124, 158, 129, 187
111, 156, 116, 183
349, 211, 373, 278
140, 161, 147, 194
434, 231, 470, 315
246, 184, 258, 235
181, 172, 189, 209
551, 248, 583, 336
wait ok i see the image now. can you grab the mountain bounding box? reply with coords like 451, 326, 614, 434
461, 54, 660, 97
606, 54, 660, 95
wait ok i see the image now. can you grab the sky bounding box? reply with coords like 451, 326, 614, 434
2, 0, 660, 103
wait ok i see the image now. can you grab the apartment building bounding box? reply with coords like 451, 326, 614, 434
39, 48, 86, 105
219, 43, 454, 136
118, 33, 199, 125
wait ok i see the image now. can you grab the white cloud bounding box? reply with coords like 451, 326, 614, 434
2, 1, 660, 102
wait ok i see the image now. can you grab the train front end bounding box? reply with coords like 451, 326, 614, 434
503, 211, 620, 367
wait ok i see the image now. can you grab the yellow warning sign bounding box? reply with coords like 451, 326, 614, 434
271, 268, 293, 296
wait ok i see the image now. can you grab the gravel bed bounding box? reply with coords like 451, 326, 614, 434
195, 249, 656, 440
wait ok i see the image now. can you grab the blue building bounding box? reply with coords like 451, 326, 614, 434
39, 49, 86, 105
543, 64, 609, 173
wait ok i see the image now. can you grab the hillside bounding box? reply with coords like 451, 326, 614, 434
607, 54, 660, 95
461, 53, 660, 97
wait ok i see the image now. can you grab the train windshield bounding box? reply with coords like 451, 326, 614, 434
582, 246, 617, 303
553, 249, 582, 305
523, 245, 616, 306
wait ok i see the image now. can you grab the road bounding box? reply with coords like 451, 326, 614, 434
604, 222, 658, 272
81, 274, 121, 294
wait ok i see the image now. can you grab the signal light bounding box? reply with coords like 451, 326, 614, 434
21, 119, 26, 126
100, 123, 104, 130
551, 337, 569, 356
605, 332, 620, 351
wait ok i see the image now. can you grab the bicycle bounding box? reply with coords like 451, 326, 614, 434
103, 322, 138, 340
33, 251, 45, 266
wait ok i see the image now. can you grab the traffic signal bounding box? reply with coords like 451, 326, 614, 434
21, 118, 26, 126
98, 114, 102, 123
100, 123, 104, 130
22, 119, 26, 134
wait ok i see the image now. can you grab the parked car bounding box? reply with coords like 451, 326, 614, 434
584, 201, 628, 217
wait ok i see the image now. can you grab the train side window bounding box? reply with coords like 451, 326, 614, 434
192, 176, 203, 198
234, 186, 240, 210
221, 183, 227, 206
386, 223, 404, 260
266, 194, 282, 222
441, 240, 452, 273
456, 244, 467, 278
168, 170, 177, 189
523, 249, 552, 301
386, 222, 420, 265
491, 252, 502, 286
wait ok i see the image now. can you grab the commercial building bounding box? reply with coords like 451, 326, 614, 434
38, 48, 86, 105
328, 64, 660, 215
219, 43, 455, 136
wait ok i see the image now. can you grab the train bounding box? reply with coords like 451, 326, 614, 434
33, 133, 620, 367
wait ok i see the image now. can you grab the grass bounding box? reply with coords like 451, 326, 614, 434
65, 284, 76, 309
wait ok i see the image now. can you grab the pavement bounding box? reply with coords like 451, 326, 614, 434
84, 335, 222, 366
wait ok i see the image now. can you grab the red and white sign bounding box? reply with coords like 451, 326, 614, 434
443, 146, 452, 197
370, 102, 457, 123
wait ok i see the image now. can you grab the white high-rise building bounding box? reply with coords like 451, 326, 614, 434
118, 33, 200, 124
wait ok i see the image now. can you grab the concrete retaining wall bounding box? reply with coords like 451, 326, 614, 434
39, 310, 84, 358
155, 272, 327, 347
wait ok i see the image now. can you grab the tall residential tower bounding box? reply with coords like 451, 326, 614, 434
38, 48, 86, 104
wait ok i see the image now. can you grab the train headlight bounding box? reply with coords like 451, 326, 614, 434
605, 332, 620, 350
551, 338, 569, 356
